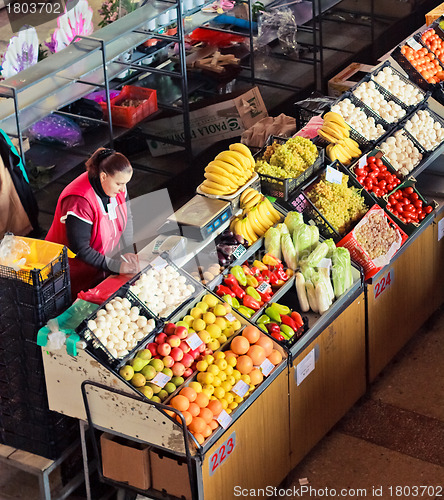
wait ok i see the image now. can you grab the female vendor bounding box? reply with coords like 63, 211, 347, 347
46, 147, 139, 296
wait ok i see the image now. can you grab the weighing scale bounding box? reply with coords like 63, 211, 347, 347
158, 195, 233, 240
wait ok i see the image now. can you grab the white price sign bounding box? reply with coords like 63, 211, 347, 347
259, 358, 275, 377
296, 348, 315, 386
358, 154, 367, 169
407, 37, 422, 51
151, 372, 171, 388
216, 410, 232, 429
151, 256, 167, 270
185, 333, 204, 350
231, 379, 249, 398
256, 281, 271, 294
326, 165, 343, 184
232, 244, 246, 260
225, 313, 236, 322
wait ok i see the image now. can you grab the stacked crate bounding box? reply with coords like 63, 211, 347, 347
0, 246, 78, 459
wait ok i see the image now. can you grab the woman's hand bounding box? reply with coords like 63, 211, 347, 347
119, 253, 140, 275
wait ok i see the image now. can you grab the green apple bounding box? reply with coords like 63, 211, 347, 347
141, 364, 157, 381
171, 376, 184, 387
175, 321, 189, 329
136, 349, 152, 361
149, 358, 164, 372
139, 385, 154, 399
131, 373, 146, 388
162, 367, 173, 378
119, 365, 134, 381
164, 382, 176, 394
130, 357, 148, 372
158, 389, 169, 401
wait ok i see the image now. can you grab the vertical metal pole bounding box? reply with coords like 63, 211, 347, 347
249, 0, 255, 82
312, 1, 317, 92
316, 0, 324, 92
79, 420, 93, 500
100, 40, 114, 148
10, 86, 26, 167
176, 0, 192, 158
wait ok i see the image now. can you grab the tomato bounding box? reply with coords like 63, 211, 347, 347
395, 178, 401, 185
375, 158, 383, 167
364, 180, 373, 190
419, 213, 426, 220
379, 164, 387, 172
403, 211, 415, 220
405, 204, 415, 212
389, 195, 397, 205
355, 167, 366, 177
394, 191, 402, 199
387, 183, 396, 191
404, 186, 414, 195
357, 176, 366, 184
410, 193, 419, 201
401, 198, 409, 205
378, 180, 387, 189
367, 156, 376, 163
395, 203, 404, 212
425, 205, 433, 214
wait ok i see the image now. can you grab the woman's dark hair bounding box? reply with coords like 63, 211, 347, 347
86, 147, 132, 178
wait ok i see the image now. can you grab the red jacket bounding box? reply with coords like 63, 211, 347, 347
46, 172, 128, 295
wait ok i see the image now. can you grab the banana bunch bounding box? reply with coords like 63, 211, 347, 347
230, 198, 282, 245
317, 112, 362, 166
239, 187, 263, 209
200, 143, 255, 196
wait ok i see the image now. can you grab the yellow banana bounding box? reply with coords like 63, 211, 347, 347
208, 159, 239, 176
323, 111, 348, 128
204, 172, 238, 189
333, 143, 352, 165
343, 137, 362, 157
262, 198, 282, 223
320, 123, 349, 141
215, 152, 246, 174
256, 201, 277, 228
229, 143, 255, 170
247, 209, 267, 236
327, 144, 339, 162
234, 219, 245, 239
200, 183, 227, 195
202, 179, 233, 193
240, 187, 256, 204
317, 129, 338, 144
241, 188, 261, 206
242, 217, 258, 244
206, 164, 236, 178
230, 216, 240, 232
242, 193, 262, 209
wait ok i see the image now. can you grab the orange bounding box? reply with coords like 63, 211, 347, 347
188, 402, 201, 417
231, 335, 250, 355
189, 416, 206, 434
256, 336, 273, 356
207, 399, 223, 416
249, 368, 263, 386
164, 409, 175, 418
236, 355, 253, 374
192, 432, 205, 445
199, 407, 214, 424
202, 425, 212, 438
242, 325, 261, 344
176, 410, 193, 426
170, 395, 190, 412
195, 392, 210, 408
267, 349, 283, 365
247, 345, 266, 366
180, 386, 197, 402
209, 419, 219, 430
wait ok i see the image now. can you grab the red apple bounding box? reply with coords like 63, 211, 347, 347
174, 326, 188, 340
167, 335, 181, 348
179, 340, 190, 353
181, 352, 194, 368
170, 347, 184, 362
204, 348, 213, 356
157, 343, 171, 357
183, 367, 193, 378
198, 343, 206, 353
164, 322, 176, 335
155, 332, 167, 344
147, 343, 158, 357
154, 355, 161, 359
171, 362, 185, 377
162, 355, 174, 368
189, 348, 200, 360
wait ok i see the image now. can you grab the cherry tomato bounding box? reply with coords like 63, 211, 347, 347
375, 158, 383, 167
410, 193, 419, 201
419, 213, 426, 220
389, 195, 397, 205
403, 211, 416, 220
379, 164, 387, 172
425, 205, 433, 214
357, 176, 366, 185
395, 203, 404, 212
391, 210, 398, 217
401, 198, 409, 205
355, 167, 366, 176
405, 204, 415, 212
394, 191, 402, 199
367, 156, 376, 163
398, 216, 407, 223
378, 180, 387, 189
395, 178, 401, 185
404, 186, 414, 195
364, 180, 373, 190
387, 183, 396, 191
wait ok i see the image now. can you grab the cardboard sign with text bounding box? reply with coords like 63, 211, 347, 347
145, 87, 268, 156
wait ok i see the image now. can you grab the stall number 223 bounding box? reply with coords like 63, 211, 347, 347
209, 432, 235, 476
374, 269, 394, 299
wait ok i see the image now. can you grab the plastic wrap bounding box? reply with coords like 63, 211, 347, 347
0, 234, 30, 270
28, 114, 83, 147
281, 232, 297, 270
256, 8, 297, 54
284, 211, 304, 233
331, 247, 353, 298
292, 223, 312, 263
264, 227, 282, 260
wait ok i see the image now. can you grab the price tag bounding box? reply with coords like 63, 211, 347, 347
232, 244, 246, 260
209, 432, 235, 476
151, 372, 171, 388
438, 218, 444, 241
185, 333, 204, 350
326, 165, 343, 184
256, 281, 271, 294
151, 256, 167, 270
296, 348, 315, 386
407, 37, 422, 51
225, 313, 236, 322
216, 410, 232, 429
259, 358, 275, 377
373, 268, 394, 299
318, 258, 332, 270
231, 379, 249, 398
358, 154, 367, 169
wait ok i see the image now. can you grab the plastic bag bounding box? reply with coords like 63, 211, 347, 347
28, 114, 83, 148
0, 234, 30, 270
256, 8, 297, 53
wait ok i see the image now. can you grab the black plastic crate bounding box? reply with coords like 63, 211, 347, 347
401, 101, 444, 152
254, 136, 324, 201
0, 246, 69, 287
77, 287, 163, 370
371, 60, 428, 108
289, 161, 374, 242
0, 324, 22, 353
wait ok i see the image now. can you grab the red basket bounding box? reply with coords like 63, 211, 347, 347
100, 85, 158, 128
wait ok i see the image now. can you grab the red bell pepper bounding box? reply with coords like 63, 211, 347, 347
242, 294, 261, 311
270, 331, 285, 342
267, 271, 279, 286
258, 289, 273, 303
265, 322, 281, 334
223, 274, 245, 299
291, 311, 304, 329
281, 314, 298, 331
215, 285, 236, 298
273, 268, 289, 282
242, 265, 253, 275
250, 266, 262, 277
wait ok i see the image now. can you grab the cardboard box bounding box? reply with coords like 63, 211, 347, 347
145, 87, 268, 157
100, 433, 151, 490
150, 450, 192, 500
426, 4, 444, 26
328, 62, 375, 97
